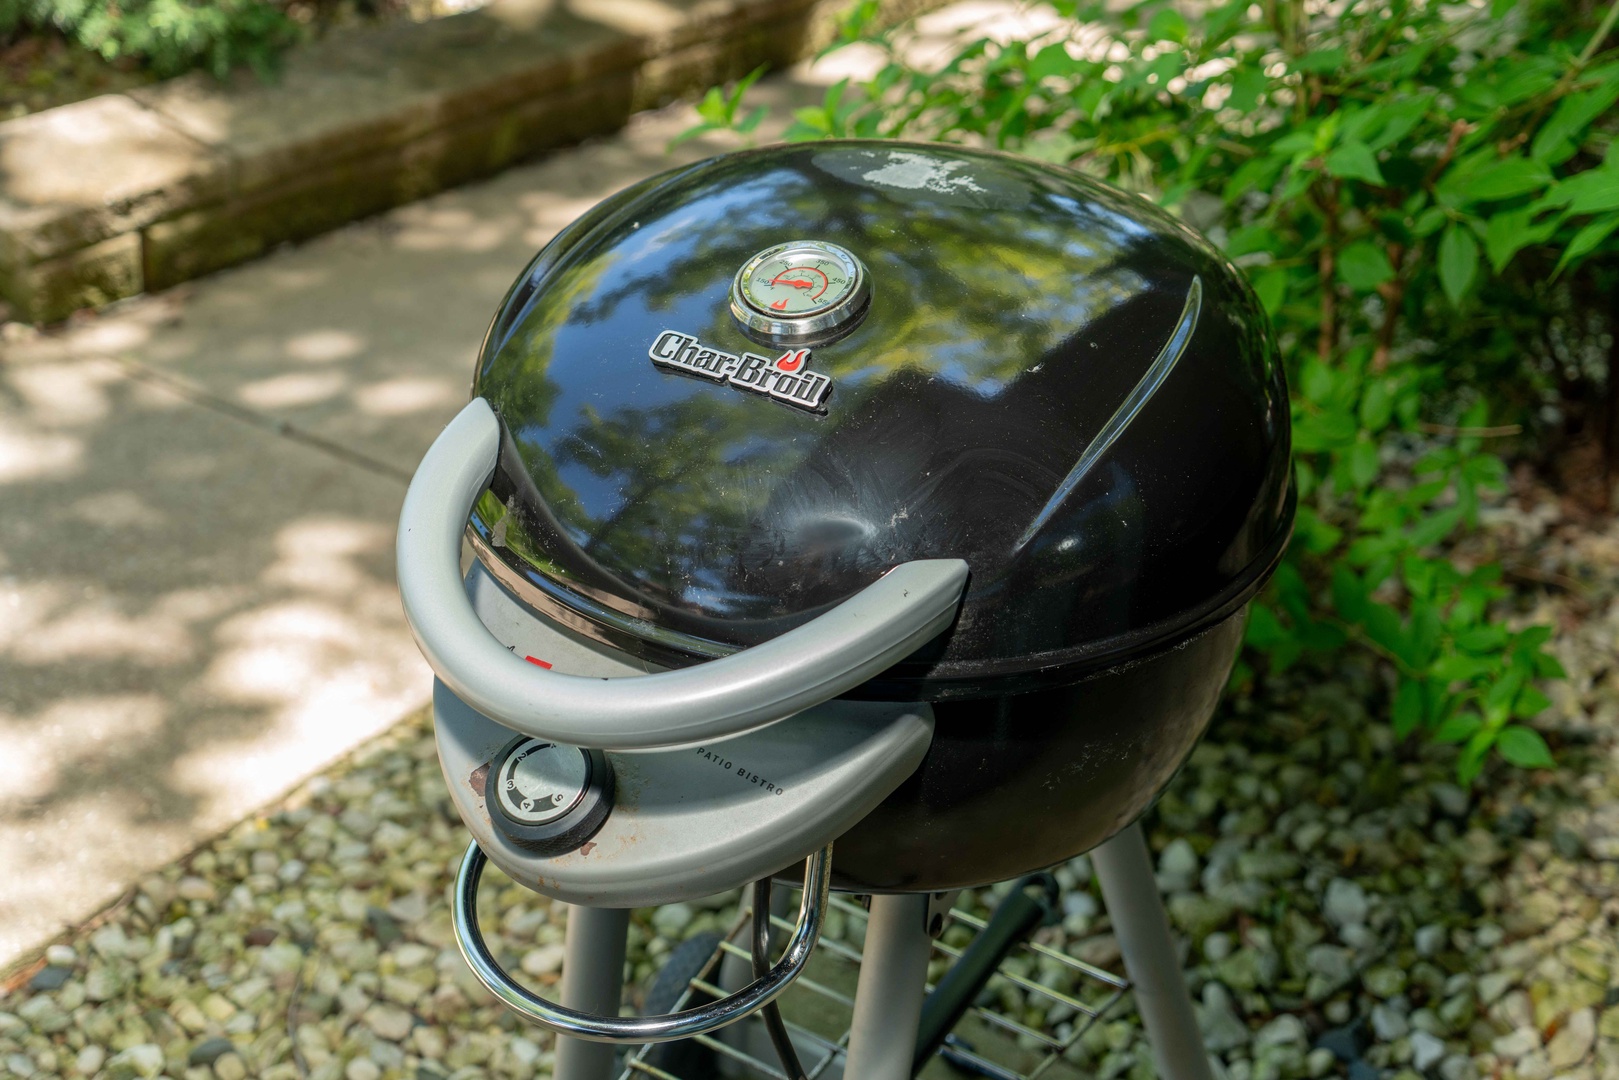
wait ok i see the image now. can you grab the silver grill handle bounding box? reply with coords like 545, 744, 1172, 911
452, 839, 832, 1043
397, 397, 968, 751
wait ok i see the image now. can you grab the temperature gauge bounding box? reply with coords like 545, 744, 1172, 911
732, 240, 870, 341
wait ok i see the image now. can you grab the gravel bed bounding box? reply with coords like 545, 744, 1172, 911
0, 489, 1615, 1080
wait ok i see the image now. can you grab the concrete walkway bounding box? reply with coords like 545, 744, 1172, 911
0, 0, 1040, 970
0, 76, 810, 973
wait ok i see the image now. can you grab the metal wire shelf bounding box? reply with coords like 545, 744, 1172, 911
616, 893, 1132, 1080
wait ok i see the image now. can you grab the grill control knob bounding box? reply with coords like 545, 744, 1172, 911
484, 738, 612, 857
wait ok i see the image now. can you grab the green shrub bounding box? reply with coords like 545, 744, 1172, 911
689, 0, 1619, 782
0, 0, 301, 79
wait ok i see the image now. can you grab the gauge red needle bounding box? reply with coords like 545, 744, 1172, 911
773, 277, 815, 289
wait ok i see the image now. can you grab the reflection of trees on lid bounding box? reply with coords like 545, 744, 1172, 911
468, 144, 1288, 665
812, 147, 1034, 210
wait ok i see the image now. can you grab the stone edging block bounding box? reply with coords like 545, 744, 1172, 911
0, 0, 928, 323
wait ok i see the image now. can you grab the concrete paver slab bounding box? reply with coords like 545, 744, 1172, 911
2, 100, 788, 470
0, 95, 228, 262
0, 357, 424, 967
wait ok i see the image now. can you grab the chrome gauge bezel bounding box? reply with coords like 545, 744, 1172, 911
730, 240, 871, 342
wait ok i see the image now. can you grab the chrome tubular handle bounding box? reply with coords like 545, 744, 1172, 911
452, 840, 833, 1043
397, 397, 969, 751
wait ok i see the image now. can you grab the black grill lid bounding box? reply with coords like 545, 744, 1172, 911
469, 141, 1294, 698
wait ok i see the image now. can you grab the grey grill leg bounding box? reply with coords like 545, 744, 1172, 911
843, 892, 933, 1080
554, 904, 630, 1080
1092, 823, 1214, 1080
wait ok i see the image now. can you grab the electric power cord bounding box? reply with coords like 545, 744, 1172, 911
752, 877, 809, 1080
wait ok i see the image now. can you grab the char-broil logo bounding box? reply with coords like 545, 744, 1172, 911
648, 330, 831, 413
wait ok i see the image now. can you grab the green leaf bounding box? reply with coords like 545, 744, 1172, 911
1226, 66, 1268, 112
1485, 666, 1526, 723
1434, 712, 1482, 744
1244, 603, 1287, 648
1458, 736, 1490, 784
1409, 505, 1465, 548
1294, 409, 1360, 450
1359, 379, 1395, 431
1558, 167, 1619, 215
1439, 224, 1480, 304
1146, 7, 1187, 42
1414, 207, 1449, 237
1406, 603, 1442, 668
1496, 725, 1554, 768
1252, 267, 1287, 316
1361, 602, 1407, 660
1455, 625, 1510, 653
1028, 42, 1082, 81
1325, 141, 1386, 186
1432, 653, 1494, 683
1483, 208, 1556, 273
1349, 439, 1380, 487
1297, 620, 1349, 651
1532, 81, 1619, 163
1444, 156, 1554, 207
1366, 95, 1434, 152
1392, 678, 1425, 737
1473, 158, 1555, 202
1227, 224, 1277, 257
1491, 58, 1561, 106
1556, 212, 1619, 272
1331, 565, 1369, 621
693, 86, 728, 125
1295, 506, 1344, 553
1299, 358, 1335, 404
1514, 687, 1552, 718
1294, 48, 1347, 74
1337, 241, 1395, 290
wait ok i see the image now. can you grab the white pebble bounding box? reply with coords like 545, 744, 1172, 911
1204, 932, 1235, 962
363, 1003, 414, 1042
1491, 1027, 1540, 1061
1062, 892, 1098, 920
1157, 838, 1200, 892
1254, 1014, 1307, 1049
1547, 1008, 1595, 1069
345, 1059, 382, 1080
391, 943, 435, 969
1411, 1031, 1447, 1071
1321, 879, 1369, 929
511, 1038, 541, 1066
176, 876, 217, 902
651, 903, 696, 937
1414, 924, 1446, 957
521, 943, 568, 977
107, 1044, 164, 1078
1371, 1003, 1408, 1042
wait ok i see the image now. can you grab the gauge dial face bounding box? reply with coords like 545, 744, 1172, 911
732, 241, 869, 341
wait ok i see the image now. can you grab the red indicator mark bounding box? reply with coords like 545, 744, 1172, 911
770, 298, 789, 311
524, 656, 553, 669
